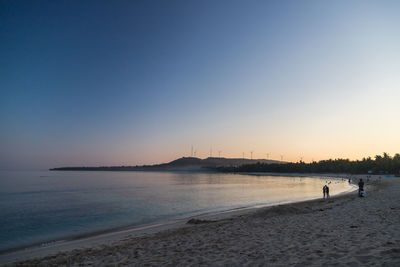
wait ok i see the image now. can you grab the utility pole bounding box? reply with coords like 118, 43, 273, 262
210, 147, 212, 157
250, 151, 253, 160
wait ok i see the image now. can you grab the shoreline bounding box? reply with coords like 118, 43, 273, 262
1, 173, 359, 265
16, 174, 397, 266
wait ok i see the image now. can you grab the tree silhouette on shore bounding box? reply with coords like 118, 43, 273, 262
220, 153, 400, 175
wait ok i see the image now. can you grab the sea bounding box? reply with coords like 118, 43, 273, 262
0, 170, 355, 253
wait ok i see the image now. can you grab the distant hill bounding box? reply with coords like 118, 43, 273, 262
50, 157, 284, 171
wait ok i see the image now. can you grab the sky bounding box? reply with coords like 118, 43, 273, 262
1, 0, 400, 169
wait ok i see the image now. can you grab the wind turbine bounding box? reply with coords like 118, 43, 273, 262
250, 151, 253, 160
280, 155, 284, 161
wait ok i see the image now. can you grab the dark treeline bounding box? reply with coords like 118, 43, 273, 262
219, 153, 400, 175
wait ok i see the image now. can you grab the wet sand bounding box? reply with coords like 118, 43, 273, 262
6, 175, 400, 266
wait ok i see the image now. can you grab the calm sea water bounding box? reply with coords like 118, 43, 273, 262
0, 170, 354, 252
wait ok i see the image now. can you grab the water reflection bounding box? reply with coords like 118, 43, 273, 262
0, 170, 354, 252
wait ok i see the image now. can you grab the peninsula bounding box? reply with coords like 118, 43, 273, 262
50, 157, 282, 172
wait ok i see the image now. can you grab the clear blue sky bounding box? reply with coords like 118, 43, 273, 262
1, 0, 400, 169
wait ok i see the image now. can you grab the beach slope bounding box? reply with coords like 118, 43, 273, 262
9, 177, 400, 266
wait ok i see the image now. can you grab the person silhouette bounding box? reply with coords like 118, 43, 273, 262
358, 179, 365, 197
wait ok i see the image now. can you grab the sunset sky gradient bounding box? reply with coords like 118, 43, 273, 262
1, 0, 399, 169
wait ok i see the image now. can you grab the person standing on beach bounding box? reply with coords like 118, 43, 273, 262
323, 185, 327, 198
326, 186, 330, 198
358, 179, 365, 197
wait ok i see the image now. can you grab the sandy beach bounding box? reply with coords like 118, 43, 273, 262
5, 175, 400, 266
